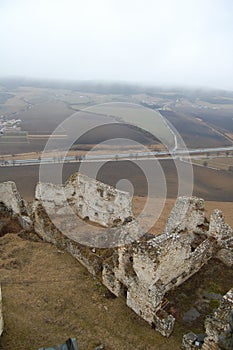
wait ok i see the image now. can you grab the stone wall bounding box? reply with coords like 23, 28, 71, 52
208, 210, 233, 267
35, 173, 133, 228
182, 289, 233, 350
102, 197, 214, 337
202, 289, 233, 350
0, 176, 233, 339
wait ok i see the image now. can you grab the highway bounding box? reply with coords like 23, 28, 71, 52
1, 145, 233, 167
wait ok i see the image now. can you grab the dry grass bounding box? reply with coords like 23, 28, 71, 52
0, 232, 181, 350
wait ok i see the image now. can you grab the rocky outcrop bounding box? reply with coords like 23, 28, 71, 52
0, 181, 31, 230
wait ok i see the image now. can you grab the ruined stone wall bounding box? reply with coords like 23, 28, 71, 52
0, 177, 233, 339
202, 289, 233, 350
33, 201, 104, 276
208, 210, 233, 267
102, 197, 214, 336
181, 289, 233, 350
35, 173, 133, 228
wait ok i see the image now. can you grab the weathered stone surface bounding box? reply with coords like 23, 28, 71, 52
164, 196, 206, 235
202, 288, 233, 350
33, 172, 142, 250
35, 173, 133, 228
208, 210, 233, 250
181, 332, 199, 349
0, 285, 3, 337
0, 181, 32, 229
102, 197, 214, 336
216, 249, 233, 267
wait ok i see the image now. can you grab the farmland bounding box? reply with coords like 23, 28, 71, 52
0, 80, 233, 350
0, 80, 233, 204
0, 81, 233, 156
192, 156, 233, 171
89, 103, 176, 149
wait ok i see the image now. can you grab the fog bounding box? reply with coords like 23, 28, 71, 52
0, 0, 233, 90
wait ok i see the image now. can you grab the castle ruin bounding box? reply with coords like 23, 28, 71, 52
0, 173, 232, 342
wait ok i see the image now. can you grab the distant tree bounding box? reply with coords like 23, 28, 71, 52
203, 161, 208, 167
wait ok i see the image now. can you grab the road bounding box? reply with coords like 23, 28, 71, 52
1, 146, 233, 167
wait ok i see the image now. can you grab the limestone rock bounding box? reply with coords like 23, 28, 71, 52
35, 173, 133, 228
216, 249, 233, 267
102, 211, 214, 336
0, 181, 32, 229
181, 332, 199, 349
164, 196, 206, 236
208, 210, 233, 250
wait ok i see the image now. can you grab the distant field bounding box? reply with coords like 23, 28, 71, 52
0, 84, 233, 155
0, 136, 29, 143
89, 103, 175, 149
0, 159, 233, 202
20, 101, 72, 133
161, 109, 232, 148
176, 103, 233, 135
193, 156, 233, 171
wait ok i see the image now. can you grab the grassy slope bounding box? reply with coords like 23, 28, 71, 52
0, 233, 181, 350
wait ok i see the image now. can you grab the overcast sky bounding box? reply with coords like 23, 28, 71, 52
0, 0, 233, 90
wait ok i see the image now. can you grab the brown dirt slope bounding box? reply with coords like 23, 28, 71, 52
0, 231, 180, 350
